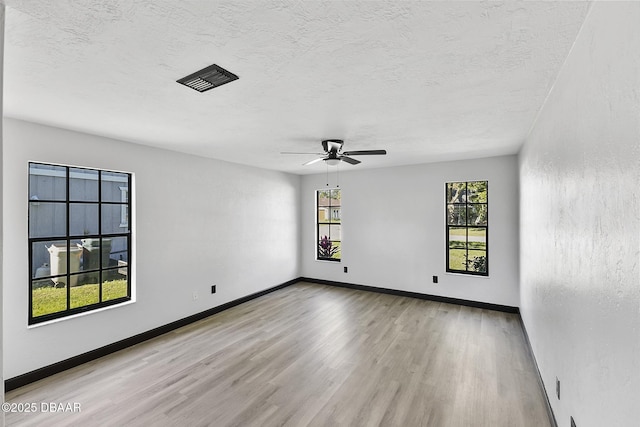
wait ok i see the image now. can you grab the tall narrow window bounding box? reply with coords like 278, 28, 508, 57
29, 163, 132, 324
446, 181, 488, 276
317, 189, 341, 261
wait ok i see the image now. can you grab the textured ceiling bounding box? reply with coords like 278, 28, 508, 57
3, 1, 590, 174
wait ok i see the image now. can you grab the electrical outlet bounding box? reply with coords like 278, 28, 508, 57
344, 266, 348, 273
556, 377, 560, 400
192, 290, 199, 301
570, 416, 576, 427
433, 275, 438, 284
211, 285, 216, 294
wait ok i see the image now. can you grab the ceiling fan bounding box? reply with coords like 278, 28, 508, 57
282, 139, 387, 166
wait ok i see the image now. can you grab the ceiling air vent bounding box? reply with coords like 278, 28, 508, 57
177, 64, 239, 93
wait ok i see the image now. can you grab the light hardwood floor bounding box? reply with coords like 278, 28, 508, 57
6, 282, 551, 427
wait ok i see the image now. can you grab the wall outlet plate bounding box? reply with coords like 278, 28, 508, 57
433, 276, 438, 283
211, 285, 216, 294
344, 266, 348, 273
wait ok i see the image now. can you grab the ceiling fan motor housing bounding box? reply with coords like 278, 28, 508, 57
322, 139, 344, 153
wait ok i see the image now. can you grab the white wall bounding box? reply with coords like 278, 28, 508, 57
2, 118, 301, 378
1, 5, 5, 426
519, 3, 640, 426
301, 155, 519, 307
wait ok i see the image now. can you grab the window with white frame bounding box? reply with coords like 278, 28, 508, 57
316, 189, 341, 261
446, 181, 488, 276
28, 163, 132, 324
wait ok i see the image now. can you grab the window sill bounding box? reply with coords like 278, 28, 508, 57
27, 299, 135, 329
444, 272, 490, 279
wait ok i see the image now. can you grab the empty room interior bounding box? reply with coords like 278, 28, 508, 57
1, 1, 639, 426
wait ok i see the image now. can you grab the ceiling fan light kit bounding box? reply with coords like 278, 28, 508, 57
283, 139, 387, 167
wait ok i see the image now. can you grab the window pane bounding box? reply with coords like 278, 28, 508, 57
102, 204, 129, 233
318, 239, 340, 260
101, 171, 129, 202
329, 224, 341, 241
448, 227, 467, 250
69, 203, 99, 236
467, 250, 487, 273
102, 270, 128, 301
467, 181, 487, 203
329, 207, 341, 223
467, 204, 488, 226
318, 208, 328, 222
31, 240, 65, 278
447, 205, 466, 225
78, 238, 103, 286
32, 281, 67, 317
80, 237, 111, 272
446, 182, 466, 203
29, 202, 66, 238
318, 224, 330, 239
448, 248, 467, 271
103, 236, 128, 268
69, 168, 98, 202
468, 228, 487, 250
46, 243, 82, 286
331, 241, 341, 260
317, 191, 332, 207
29, 163, 66, 201
318, 224, 341, 241
70, 273, 100, 308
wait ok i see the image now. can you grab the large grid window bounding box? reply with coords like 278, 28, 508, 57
446, 181, 488, 276
317, 189, 341, 261
28, 163, 132, 324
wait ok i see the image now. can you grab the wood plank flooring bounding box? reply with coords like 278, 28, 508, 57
5, 282, 551, 427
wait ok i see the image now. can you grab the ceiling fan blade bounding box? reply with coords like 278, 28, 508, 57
281, 151, 325, 155
342, 149, 387, 156
303, 157, 325, 166
340, 156, 361, 165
